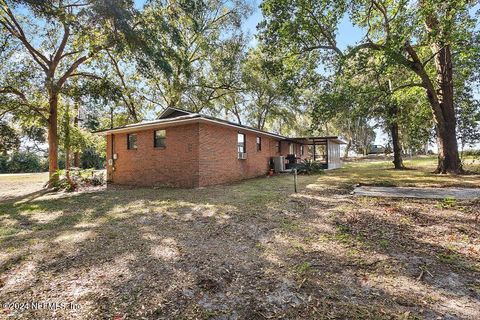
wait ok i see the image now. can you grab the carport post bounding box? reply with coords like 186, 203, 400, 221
293, 169, 297, 193
326, 140, 329, 169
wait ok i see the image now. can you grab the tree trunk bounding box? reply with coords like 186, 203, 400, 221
47, 93, 59, 185
73, 152, 80, 168
388, 103, 404, 169
432, 44, 462, 173
65, 145, 72, 184
405, 41, 462, 173
343, 140, 351, 160
390, 121, 404, 169
415, 9, 463, 173
435, 120, 462, 173
73, 106, 80, 167
63, 103, 76, 190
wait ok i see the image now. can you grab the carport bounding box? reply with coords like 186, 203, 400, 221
290, 136, 346, 169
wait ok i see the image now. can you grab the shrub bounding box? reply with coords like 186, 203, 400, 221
0, 154, 8, 173
49, 168, 105, 192
49, 170, 77, 192
297, 159, 324, 175
78, 168, 105, 186
80, 148, 105, 169
8, 152, 43, 173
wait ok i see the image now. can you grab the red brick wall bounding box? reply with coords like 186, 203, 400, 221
106, 123, 200, 187
105, 120, 306, 188
197, 122, 282, 186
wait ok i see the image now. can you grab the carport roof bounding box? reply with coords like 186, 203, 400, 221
289, 136, 347, 145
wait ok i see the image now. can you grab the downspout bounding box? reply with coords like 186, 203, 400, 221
110, 134, 115, 182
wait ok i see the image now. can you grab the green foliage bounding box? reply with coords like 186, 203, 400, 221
297, 159, 324, 175
0, 154, 8, 172
0, 121, 20, 154
50, 168, 105, 192
309, 77, 376, 156
80, 148, 105, 169
240, 45, 320, 132
57, 102, 106, 165
0, 0, 139, 176
5, 152, 46, 173
457, 91, 480, 150
294, 262, 312, 275
260, 0, 479, 171
49, 170, 77, 192
378, 239, 389, 249
438, 197, 457, 209
462, 149, 480, 157
138, 0, 250, 112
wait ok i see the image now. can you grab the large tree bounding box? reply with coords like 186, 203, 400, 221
138, 0, 250, 113
0, 0, 136, 183
260, 0, 479, 173
240, 46, 320, 132
309, 78, 377, 157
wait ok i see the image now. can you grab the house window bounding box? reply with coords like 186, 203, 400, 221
301, 145, 304, 156
276, 141, 281, 153
127, 133, 137, 150
154, 129, 166, 148
289, 143, 294, 155
237, 133, 246, 153
256, 136, 261, 151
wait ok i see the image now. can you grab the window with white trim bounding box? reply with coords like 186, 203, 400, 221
237, 133, 246, 153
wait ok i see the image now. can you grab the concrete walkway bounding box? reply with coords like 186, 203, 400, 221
353, 186, 480, 200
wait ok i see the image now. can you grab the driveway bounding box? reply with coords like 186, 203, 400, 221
353, 185, 480, 200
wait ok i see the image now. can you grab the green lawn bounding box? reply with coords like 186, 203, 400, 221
327, 156, 480, 188
0, 158, 479, 319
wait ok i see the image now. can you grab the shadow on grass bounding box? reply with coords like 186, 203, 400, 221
0, 172, 478, 319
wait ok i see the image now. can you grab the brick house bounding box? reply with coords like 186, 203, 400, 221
97, 108, 344, 188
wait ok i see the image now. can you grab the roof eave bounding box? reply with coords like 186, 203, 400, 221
94, 115, 287, 140
94, 114, 201, 135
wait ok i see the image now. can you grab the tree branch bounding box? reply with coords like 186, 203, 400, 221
51, 23, 71, 71
0, 86, 48, 120
391, 82, 426, 92
0, 5, 50, 71
67, 72, 101, 80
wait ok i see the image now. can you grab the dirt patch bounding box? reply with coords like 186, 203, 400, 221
0, 173, 48, 202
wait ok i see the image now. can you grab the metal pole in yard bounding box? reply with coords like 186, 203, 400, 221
294, 168, 297, 193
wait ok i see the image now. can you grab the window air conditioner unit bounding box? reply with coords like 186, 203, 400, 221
238, 152, 247, 160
